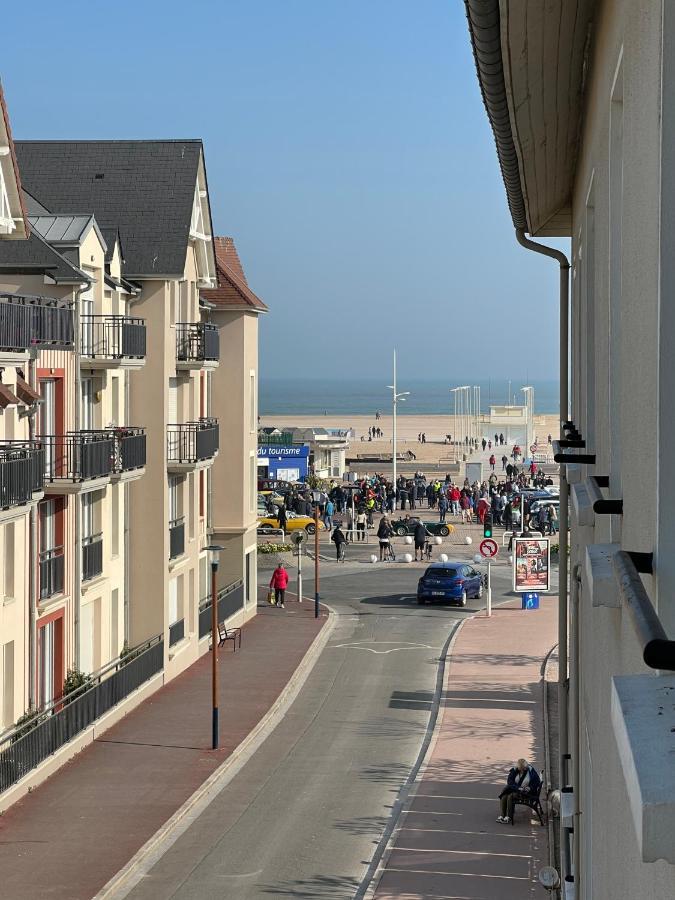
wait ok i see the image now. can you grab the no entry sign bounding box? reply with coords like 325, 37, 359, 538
479, 538, 499, 559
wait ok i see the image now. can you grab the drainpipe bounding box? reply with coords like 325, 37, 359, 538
515, 228, 570, 791
73, 283, 88, 669
124, 370, 130, 645
28, 347, 39, 708
570, 563, 582, 890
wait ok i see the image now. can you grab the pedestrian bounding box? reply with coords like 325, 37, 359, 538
497, 759, 542, 825
356, 506, 367, 541
548, 433, 552, 444
422, 432, 426, 444
377, 515, 393, 561
332, 525, 347, 561
278, 504, 288, 534
323, 497, 334, 532
482, 438, 487, 451
488, 439, 492, 450
414, 519, 427, 561
438, 493, 448, 523
269, 562, 289, 608
489, 453, 496, 471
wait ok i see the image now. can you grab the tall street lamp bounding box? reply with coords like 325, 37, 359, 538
205, 543, 223, 750
387, 349, 410, 506
521, 385, 534, 452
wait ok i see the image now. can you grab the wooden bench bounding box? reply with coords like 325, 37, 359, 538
217, 621, 242, 652
512, 783, 545, 826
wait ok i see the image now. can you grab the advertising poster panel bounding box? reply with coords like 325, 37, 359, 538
513, 538, 550, 592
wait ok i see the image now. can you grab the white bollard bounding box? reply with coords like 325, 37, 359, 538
370, 554, 378, 563
404, 535, 413, 545
440, 553, 448, 562
434, 536, 442, 545
473, 553, 483, 564
403, 553, 413, 563
464, 535, 473, 545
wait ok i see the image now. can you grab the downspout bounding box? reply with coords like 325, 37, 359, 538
73, 282, 88, 669
570, 563, 582, 890
124, 364, 130, 645
515, 228, 570, 791
28, 347, 38, 708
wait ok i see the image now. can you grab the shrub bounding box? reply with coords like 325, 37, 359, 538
258, 542, 292, 554
12, 707, 47, 742
62, 667, 93, 703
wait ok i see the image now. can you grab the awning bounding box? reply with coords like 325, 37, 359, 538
15, 374, 40, 404
0, 384, 20, 408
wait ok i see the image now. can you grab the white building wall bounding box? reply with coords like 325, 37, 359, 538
569, 0, 675, 896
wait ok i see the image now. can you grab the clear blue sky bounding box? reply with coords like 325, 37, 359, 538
3, 0, 567, 384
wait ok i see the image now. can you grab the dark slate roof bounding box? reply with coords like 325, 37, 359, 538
22, 189, 51, 216
15, 140, 204, 278
0, 227, 91, 282
100, 227, 121, 264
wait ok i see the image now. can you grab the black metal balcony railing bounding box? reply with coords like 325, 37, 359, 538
38, 432, 115, 483
167, 418, 219, 465
80, 315, 146, 360
39, 546, 64, 600
169, 517, 185, 559
258, 432, 295, 447
198, 580, 244, 638
82, 533, 103, 582
0, 293, 74, 352
176, 322, 219, 363
0, 634, 164, 794
0, 442, 45, 508
169, 618, 185, 647
105, 427, 147, 474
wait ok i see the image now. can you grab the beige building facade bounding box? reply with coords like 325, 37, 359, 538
466, 1, 675, 896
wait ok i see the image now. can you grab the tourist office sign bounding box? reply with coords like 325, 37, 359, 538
513, 538, 550, 593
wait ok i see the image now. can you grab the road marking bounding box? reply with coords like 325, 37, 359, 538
330, 640, 435, 654
386, 867, 529, 880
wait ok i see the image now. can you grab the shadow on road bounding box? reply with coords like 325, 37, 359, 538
260, 874, 360, 897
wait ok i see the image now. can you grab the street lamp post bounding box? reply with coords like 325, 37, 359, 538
205, 543, 224, 750
521, 386, 534, 453
387, 349, 410, 507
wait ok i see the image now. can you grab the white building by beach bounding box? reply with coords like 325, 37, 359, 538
466, 1, 675, 897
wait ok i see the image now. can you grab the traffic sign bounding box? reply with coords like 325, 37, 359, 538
479, 538, 499, 558
530, 444, 537, 453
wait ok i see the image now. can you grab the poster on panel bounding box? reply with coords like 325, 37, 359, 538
513, 538, 550, 592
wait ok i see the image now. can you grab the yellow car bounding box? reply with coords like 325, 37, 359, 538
259, 490, 284, 506
258, 512, 324, 534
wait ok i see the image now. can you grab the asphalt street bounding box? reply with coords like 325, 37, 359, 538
121, 557, 533, 900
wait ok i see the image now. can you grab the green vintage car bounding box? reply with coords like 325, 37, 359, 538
390, 516, 454, 538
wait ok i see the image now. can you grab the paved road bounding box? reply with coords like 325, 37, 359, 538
121, 564, 517, 900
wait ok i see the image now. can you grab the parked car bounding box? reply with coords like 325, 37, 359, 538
416, 561, 483, 606
258, 511, 324, 534
390, 515, 454, 538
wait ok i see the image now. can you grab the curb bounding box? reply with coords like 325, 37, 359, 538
94, 605, 336, 900
356, 616, 469, 900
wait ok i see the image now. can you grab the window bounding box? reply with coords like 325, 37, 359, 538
81, 377, 95, 430
169, 578, 178, 625
111, 589, 119, 658
111, 484, 119, 556
188, 473, 195, 540
245, 550, 255, 606
249, 453, 256, 514
169, 476, 182, 522
3, 522, 15, 600
39, 621, 55, 706
1, 641, 14, 728
250, 371, 256, 433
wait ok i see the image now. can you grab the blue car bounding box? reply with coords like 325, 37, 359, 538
416, 561, 483, 606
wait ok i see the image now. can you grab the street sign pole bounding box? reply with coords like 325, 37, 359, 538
487, 559, 492, 617
298, 539, 303, 603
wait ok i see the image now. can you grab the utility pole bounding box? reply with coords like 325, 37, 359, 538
387, 350, 409, 507
314, 505, 320, 619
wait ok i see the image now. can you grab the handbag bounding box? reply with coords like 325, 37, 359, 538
268, 589, 276, 604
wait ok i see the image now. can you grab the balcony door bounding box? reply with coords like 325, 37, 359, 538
38, 613, 63, 708
81, 377, 94, 431
40, 378, 57, 478
81, 284, 95, 356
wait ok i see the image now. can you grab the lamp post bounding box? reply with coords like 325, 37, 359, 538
387, 349, 410, 507
205, 543, 223, 750
521, 385, 534, 453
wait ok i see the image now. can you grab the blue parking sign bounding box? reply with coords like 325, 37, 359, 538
522, 592, 540, 610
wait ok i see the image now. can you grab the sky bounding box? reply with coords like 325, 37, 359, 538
3, 1, 567, 385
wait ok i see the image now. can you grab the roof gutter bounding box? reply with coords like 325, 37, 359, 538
464, 0, 527, 230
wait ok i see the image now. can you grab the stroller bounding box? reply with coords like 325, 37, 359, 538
383, 540, 396, 561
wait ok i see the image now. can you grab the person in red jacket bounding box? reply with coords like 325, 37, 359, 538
270, 563, 289, 608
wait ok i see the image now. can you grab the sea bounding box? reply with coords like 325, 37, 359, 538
260, 378, 560, 417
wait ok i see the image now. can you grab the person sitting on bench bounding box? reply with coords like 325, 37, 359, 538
497, 758, 541, 824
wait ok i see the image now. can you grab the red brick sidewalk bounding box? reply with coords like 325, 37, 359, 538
0, 601, 326, 900
374, 597, 558, 899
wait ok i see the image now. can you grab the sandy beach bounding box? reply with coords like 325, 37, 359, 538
260, 413, 560, 470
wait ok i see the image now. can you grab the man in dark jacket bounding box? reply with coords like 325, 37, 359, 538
497, 759, 542, 823
413, 519, 427, 562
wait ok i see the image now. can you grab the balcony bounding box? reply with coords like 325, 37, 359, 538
39, 546, 64, 601
0, 293, 74, 363
82, 533, 103, 582
167, 418, 219, 472
169, 517, 185, 560
109, 427, 146, 483
175, 322, 219, 370
80, 315, 146, 370
0, 442, 45, 520
38, 432, 115, 494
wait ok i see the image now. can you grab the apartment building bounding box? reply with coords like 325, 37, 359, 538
466, 1, 675, 897
203, 236, 267, 616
